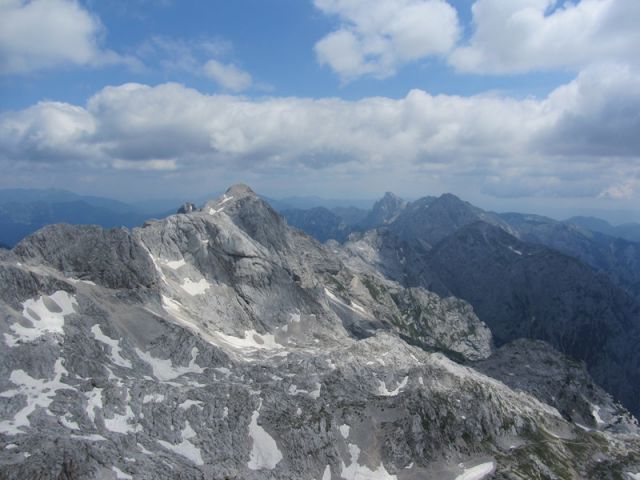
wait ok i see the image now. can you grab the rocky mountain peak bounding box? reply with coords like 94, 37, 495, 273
177, 202, 196, 214
360, 191, 407, 229
3, 184, 640, 479
225, 183, 256, 198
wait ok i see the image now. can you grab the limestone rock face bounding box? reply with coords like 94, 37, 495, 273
1, 185, 639, 479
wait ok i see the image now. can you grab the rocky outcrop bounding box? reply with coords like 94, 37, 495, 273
1, 185, 639, 479
359, 192, 407, 229
177, 202, 196, 214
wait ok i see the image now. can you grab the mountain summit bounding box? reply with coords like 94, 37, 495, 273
1, 186, 639, 479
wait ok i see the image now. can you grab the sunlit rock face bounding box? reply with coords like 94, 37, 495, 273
1, 185, 639, 479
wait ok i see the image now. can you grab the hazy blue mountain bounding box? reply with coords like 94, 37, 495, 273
276, 195, 375, 210
281, 206, 353, 242
359, 192, 407, 230
330, 193, 640, 418
0, 188, 135, 213
330, 206, 368, 225
424, 221, 640, 415
500, 212, 640, 302
388, 193, 513, 249
567, 215, 640, 243
0, 189, 170, 247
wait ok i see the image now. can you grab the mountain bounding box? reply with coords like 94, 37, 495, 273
332, 193, 640, 419
567, 216, 640, 243
0, 188, 136, 214
423, 222, 640, 416
359, 192, 407, 230
281, 206, 353, 243
2, 184, 639, 478
388, 193, 513, 249
0, 189, 170, 248
500, 212, 640, 302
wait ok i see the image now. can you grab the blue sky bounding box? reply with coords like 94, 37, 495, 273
1, 0, 639, 220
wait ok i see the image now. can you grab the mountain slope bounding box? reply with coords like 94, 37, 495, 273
424, 221, 640, 417
501, 212, 640, 302
281, 206, 353, 242
568, 216, 640, 243
2, 185, 638, 478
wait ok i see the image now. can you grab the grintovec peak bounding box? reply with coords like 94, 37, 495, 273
225, 183, 257, 198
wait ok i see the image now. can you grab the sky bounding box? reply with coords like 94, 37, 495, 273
0, 0, 639, 220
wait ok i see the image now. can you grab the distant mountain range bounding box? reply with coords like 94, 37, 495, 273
285, 190, 640, 418
0, 189, 173, 247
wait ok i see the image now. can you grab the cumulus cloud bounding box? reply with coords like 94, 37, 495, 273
314, 0, 460, 81
450, 0, 640, 74
0, 67, 639, 197
0, 0, 129, 75
203, 59, 252, 91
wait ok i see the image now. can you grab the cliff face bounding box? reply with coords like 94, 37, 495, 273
1, 185, 639, 479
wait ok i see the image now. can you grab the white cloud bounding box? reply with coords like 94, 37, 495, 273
598, 180, 639, 200
0, 66, 639, 196
0, 0, 128, 74
314, 0, 460, 81
0, 100, 97, 161
450, 0, 640, 74
203, 59, 252, 91
137, 35, 232, 74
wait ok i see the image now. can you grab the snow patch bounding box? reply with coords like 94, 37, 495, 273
340, 443, 396, 479
339, 424, 350, 439
220, 194, 234, 205
71, 434, 106, 441
217, 330, 281, 351
104, 390, 141, 434
288, 382, 322, 399
67, 277, 97, 286
248, 401, 283, 470
158, 421, 204, 466
164, 259, 186, 270
91, 324, 132, 368
180, 278, 210, 296
508, 246, 523, 256
592, 405, 605, 425
179, 399, 204, 410
377, 376, 408, 397
112, 466, 133, 480
454, 462, 495, 480
85, 388, 103, 424
142, 393, 165, 404
0, 359, 74, 434
5, 291, 77, 346
324, 288, 371, 317
322, 465, 332, 480
60, 415, 79, 430
136, 347, 204, 382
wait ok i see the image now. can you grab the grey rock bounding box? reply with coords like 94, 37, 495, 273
1, 185, 639, 479
177, 203, 197, 214
359, 192, 407, 229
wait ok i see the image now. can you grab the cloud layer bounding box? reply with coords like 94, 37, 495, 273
0, 0, 126, 74
313, 0, 640, 80
314, 0, 460, 81
1, 65, 638, 199
450, 0, 640, 74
